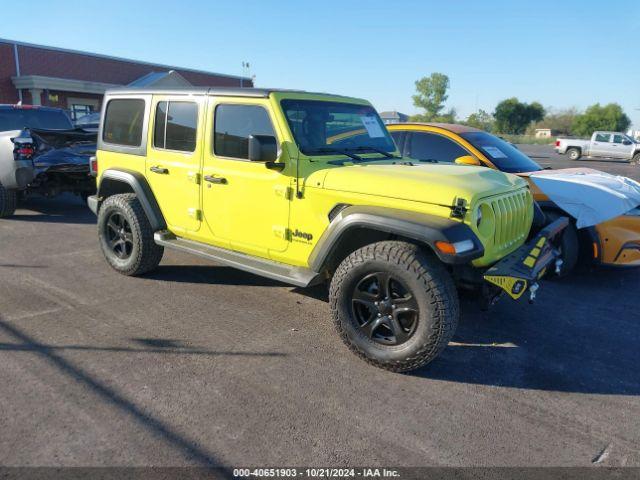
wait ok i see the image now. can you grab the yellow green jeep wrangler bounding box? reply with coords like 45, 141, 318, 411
89, 87, 566, 372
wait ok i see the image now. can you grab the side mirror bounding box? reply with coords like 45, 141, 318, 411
248, 135, 277, 162
454, 155, 481, 166
623, 140, 632, 145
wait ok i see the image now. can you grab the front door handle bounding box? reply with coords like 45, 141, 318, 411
204, 175, 227, 184
150, 166, 169, 174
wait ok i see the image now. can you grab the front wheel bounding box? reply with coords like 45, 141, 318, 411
97, 194, 164, 276
632, 152, 640, 165
329, 241, 459, 372
0, 182, 17, 218
546, 211, 579, 276
567, 148, 581, 161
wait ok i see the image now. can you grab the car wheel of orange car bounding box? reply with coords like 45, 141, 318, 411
546, 211, 579, 276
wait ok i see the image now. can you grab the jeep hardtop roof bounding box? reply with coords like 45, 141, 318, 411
104, 87, 365, 102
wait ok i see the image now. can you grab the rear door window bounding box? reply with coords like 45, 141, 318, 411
595, 133, 611, 142
407, 132, 469, 163
153, 101, 198, 152
103, 99, 145, 146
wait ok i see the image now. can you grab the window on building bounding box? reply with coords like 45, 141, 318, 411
407, 132, 469, 163
214, 104, 276, 159
103, 99, 145, 147
153, 101, 198, 152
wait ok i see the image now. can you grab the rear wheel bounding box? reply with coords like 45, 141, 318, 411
97, 194, 163, 276
632, 152, 640, 165
329, 241, 459, 372
567, 148, 581, 161
0, 182, 17, 218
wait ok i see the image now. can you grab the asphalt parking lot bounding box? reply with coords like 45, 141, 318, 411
0, 147, 639, 468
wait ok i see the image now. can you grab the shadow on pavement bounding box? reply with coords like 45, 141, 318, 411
146, 265, 286, 287
0, 315, 277, 473
416, 268, 640, 395
9, 193, 95, 225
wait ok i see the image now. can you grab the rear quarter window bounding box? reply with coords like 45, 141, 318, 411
103, 99, 145, 147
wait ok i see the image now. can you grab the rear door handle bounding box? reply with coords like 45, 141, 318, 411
204, 175, 227, 184
150, 166, 169, 174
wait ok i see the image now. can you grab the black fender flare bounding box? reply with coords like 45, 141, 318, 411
308, 205, 484, 272
96, 168, 166, 231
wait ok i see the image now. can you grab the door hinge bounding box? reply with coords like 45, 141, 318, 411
187, 171, 201, 184
188, 208, 202, 221
274, 185, 293, 200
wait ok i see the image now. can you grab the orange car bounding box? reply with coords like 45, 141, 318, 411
385, 123, 640, 273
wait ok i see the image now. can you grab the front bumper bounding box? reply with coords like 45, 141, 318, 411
483, 217, 569, 301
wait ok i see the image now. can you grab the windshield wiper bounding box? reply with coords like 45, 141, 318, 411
306, 147, 363, 162
349, 146, 399, 159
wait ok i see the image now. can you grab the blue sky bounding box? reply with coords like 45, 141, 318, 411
3, 0, 639, 127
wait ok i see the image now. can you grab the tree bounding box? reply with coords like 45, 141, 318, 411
572, 103, 631, 137
411, 73, 456, 123
528, 107, 579, 136
493, 98, 545, 134
464, 109, 494, 132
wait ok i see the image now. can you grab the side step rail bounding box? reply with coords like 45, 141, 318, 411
154, 231, 321, 288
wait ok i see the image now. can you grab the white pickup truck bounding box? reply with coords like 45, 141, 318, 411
555, 131, 640, 163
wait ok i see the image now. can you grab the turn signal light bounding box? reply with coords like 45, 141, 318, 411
435, 240, 475, 255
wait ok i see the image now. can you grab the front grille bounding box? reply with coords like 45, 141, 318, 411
488, 189, 532, 253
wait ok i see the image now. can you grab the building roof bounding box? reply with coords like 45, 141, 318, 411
127, 70, 191, 87
0, 37, 251, 82
380, 111, 409, 119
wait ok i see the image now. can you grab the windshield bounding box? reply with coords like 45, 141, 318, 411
280, 99, 396, 156
0, 108, 73, 131
460, 131, 542, 173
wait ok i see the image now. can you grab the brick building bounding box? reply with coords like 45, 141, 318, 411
0, 38, 252, 120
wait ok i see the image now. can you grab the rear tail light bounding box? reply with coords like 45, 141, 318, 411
555, 140, 560, 147
12, 129, 35, 161
89, 156, 98, 176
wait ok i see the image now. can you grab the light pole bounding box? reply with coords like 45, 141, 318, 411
241, 62, 251, 88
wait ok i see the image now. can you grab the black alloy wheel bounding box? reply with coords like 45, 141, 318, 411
351, 271, 420, 346
104, 211, 134, 260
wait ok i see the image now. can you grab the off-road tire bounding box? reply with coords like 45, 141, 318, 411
97, 193, 163, 276
567, 148, 581, 161
0, 182, 17, 218
632, 152, 640, 165
329, 241, 459, 372
546, 211, 579, 276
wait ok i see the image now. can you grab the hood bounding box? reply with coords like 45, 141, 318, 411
528, 168, 640, 228
316, 162, 526, 206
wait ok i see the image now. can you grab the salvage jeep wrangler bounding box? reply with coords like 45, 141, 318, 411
89, 87, 566, 372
